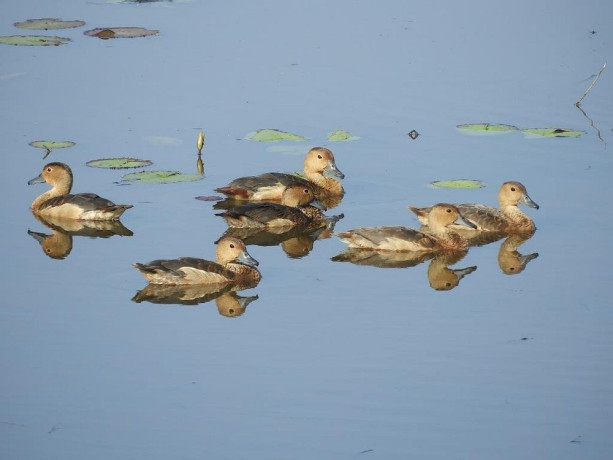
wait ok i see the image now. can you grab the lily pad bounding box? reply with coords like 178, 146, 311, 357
456, 123, 518, 134
246, 129, 307, 142
327, 130, 359, 141
120, 170, 203, 184
521, 128, 585, 138
29, 140, 75, 150
144, 135, 182, 146
84, 27, 159, 39
0, 35, 70, 46
430, 179, 485, 189
86, 158, 152, 169
14, 18, 85, 30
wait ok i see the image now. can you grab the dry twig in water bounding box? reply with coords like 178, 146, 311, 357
575, 62, 607, 106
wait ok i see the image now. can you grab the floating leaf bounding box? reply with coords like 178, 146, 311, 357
246, 129, 307, 142
430, 179, 484, 189
327, 130, 359, 141
14, 18, 85, 30
120, 170, 203, 184
0, 35, 70, 46
195, 195, 223, 202
457, 123, 518, 135
84, 27, 159, 39
86, 158, 152, 169
521, 128, 585, 138
29, 140, 75, 150
144, 135, 182, 146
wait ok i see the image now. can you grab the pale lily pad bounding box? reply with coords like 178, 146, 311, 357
0, 35, 70, 46
144, 136, 182, 146
14, 18, 85, 30
30, 140, 75, 150
430, 179, 484, 189
521, 128, 585, 138
246, 129, 307, 142
84, 27, 159, 39
327, 130, 359, 141
86, 158, 152, 169
457, 123, 518, 134
120, 170, 203, 184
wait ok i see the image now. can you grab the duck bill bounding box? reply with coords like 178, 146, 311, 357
453, 265, 477, 280
28, 173, 45, 185
27, 229, 47, 243
310, 198, 327, 212
454, 213, 477, 229
324, 161, 345, 179
521, 193, 539, 209
237, 249, 259, 267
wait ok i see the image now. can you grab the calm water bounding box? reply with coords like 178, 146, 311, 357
2, 1, 613, 459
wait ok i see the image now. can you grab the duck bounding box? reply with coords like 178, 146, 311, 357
216, 184, 332, 230
409, 181, 539, 233
133, 236, 261, 286
336, 203, 477, 252
215, 147, 345, 203
28, 162, 132, 221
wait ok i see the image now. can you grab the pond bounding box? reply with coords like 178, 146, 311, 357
2, 1, 612, 459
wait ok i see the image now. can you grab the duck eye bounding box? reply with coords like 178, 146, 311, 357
317, 154, 322, 159
229, 243, 235, 248
510, 187, 516, 191
304, 189, 309, 194
446, 208, 452, 213
46, 167, 52, 172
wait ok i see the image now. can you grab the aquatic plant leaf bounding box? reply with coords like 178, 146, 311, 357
456, 123, 518, 134
195, 195, 223, 202
246, 129, 307, 142
29, 140, 75, 150
0, 35, 70, 46
14, 18, 85, 30
120, 170, 203, 184
86, 158, 152, 169
430, 179, 484, 189
144, 136, 182, 146
84, 27, 159, 39
521, 128, 585, 138
327, 130, 359, 141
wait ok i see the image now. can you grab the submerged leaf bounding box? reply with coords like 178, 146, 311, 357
457, 123, 518, 134
84, 27, 159, 39
29, 140, 75, 150
14, 18, 85, 30
246, 129, 307, 142
86, 158, 152, 169
430, 179, 484, 189
0, 35, 70, 46
521, 128, 585, 138
120, 170, 203, 184
327, 130, 359, 141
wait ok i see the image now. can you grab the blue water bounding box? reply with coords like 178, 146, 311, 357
2, 1, 612, 459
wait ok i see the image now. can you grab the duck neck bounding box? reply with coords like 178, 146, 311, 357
303, 170, 342, 195
429, 223, 468, 250
225, 263, 261, 282
501, 204, 534, 231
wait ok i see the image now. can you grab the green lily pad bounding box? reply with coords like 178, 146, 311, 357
84, 27, 159, 39
327, 130, 359, 141
120, 170, 203, 184
29, 140, 75, 150
246, 129, 307, 142
457, 123, 518, 134
0, 35, 70, 46
521, 128, 585, 138
14, 18, 86, 30
430, 179, 485, 189
86, 158, 153, 169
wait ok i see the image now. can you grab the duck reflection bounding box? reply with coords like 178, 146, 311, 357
332, 248, 476, 290
220, 216, 342, 259
28, 214, 133, 259
497, 233, 539, 275
132, 284, 259, 317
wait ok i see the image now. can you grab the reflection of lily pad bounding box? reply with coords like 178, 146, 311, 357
457, 123, 518, 134
327, 130, 359, 141
0, 35, 70, 46
246, 129, 307, 142
84, 27, 159, 39
521, 128, 585, 138
29, 140, 75, 150
430, 179, 484, 189
14, 18, 85, 30
120, 170, 203, 184
87, 158, 152, 169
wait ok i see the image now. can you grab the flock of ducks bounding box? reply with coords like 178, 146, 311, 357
28, 146, 539, 294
